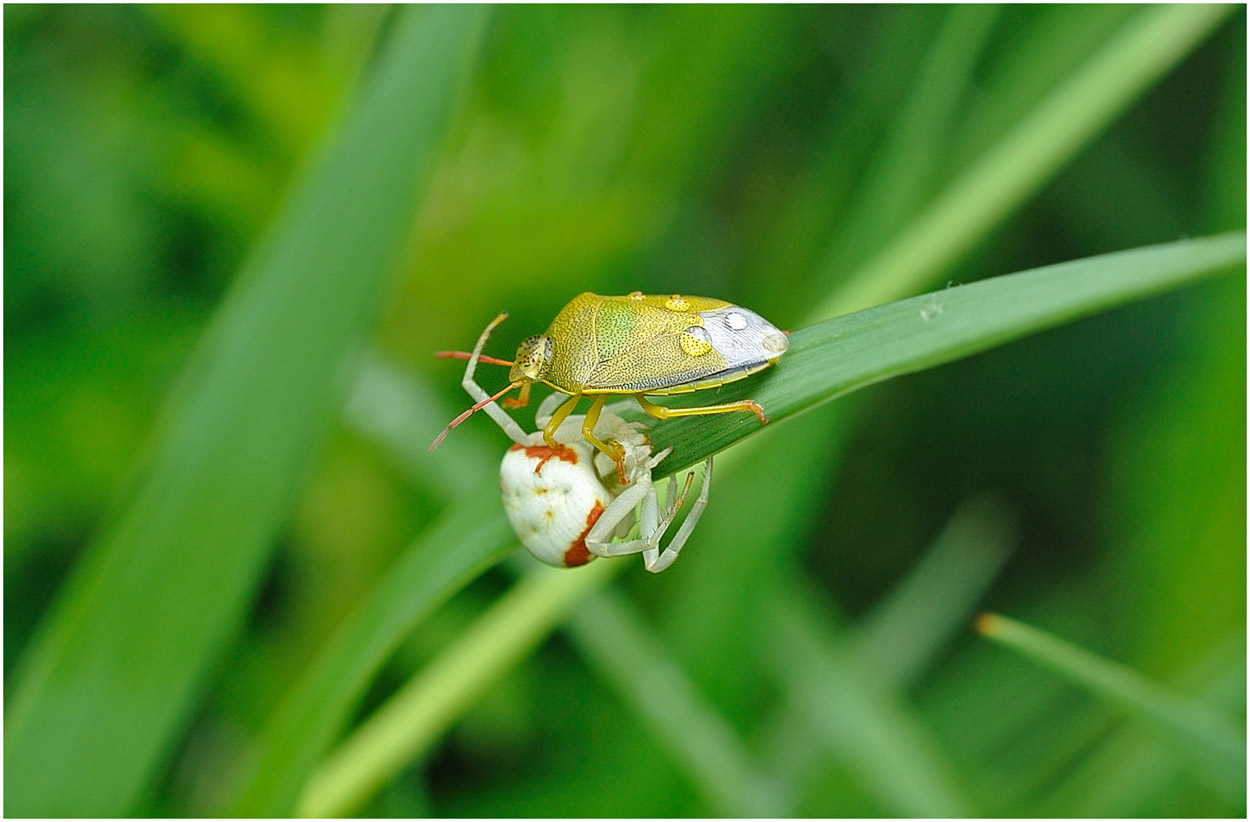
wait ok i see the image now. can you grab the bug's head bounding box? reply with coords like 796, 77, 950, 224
509, 334, 552, 384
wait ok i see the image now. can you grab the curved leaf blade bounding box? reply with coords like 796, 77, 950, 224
650, 232, 1246, 473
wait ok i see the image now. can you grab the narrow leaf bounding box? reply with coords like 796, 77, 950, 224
977, 612, 1246, 801
819, 3, 1236, 316
766, 585, 971, 816
227, 484, 515, 816
4, 7, 489, 817
297, 560, 624, 818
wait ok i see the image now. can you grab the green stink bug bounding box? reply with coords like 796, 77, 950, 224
431, 292, 789, 473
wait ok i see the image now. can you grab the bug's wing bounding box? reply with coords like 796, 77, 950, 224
588, 339, 729, 392
587, 303, 788, 393
583, 299, 724, 391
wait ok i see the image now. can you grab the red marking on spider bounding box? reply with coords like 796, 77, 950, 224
509, 443, 580, 475
564, 500, 605, 567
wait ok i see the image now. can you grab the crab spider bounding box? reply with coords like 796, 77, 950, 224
439, 313, 712, 572
583, 425, 712, 574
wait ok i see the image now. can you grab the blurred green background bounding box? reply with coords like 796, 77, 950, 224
5, 4, 1245, 817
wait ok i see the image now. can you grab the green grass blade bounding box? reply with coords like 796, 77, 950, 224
302, 562, 784, 818
226, 481, 515, 816
817, 3, 1236, 317
822, 4, 1001, 275
297, 559, 625, 818
766, 584, 972, 816
1040, 637, 1247, 815
3, 7, 489, 817
858, 495, 1016, 687
977, 613, 1247, 802
563, 588, 786, 817
649, 232, 1246, 475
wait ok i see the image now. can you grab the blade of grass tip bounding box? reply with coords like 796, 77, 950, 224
564, 586, 788, 817
224, 480, 514, 816
765, 582, 972, 817
297, 559, 626, 818
3, 6, 489, 818
975, 613, 1246, 801
648, 232, 1246, 476
1041, 635, 1247, 815
858, 495, 1016, 687
815, 3, 1236, 319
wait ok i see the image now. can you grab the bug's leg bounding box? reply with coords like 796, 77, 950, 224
542, 392, 581, 443
635, 393, 769, 425
533, 392, 582, 474
581, 394, 628, 482
534, 391, 568, 429
643, 458, 712, 573
502, 380, 531, 409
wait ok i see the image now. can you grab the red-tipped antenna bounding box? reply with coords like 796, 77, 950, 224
429, 381, 522, 452
433, 351, 515, 367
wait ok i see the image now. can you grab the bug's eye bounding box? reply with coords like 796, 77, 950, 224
511, 335, 552, 380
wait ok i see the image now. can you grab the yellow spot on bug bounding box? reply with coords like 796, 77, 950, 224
665, 294, 690, 312
679, 327, 713, 357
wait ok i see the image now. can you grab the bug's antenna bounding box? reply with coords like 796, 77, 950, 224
433, 351, 515, 367
429, 381, 522, 452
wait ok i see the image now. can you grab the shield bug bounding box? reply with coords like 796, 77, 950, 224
431, 292, 788, 475
443, 314, 712, 571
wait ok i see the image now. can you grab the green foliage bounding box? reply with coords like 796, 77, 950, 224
5, 5, 1245, 818
977, 613, 1244, 802
5, 6, 489, 816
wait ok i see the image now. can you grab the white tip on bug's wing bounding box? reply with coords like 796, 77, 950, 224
697, 306, 790, 368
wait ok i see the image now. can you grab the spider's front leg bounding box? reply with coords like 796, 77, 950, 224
641, 459, 712, 573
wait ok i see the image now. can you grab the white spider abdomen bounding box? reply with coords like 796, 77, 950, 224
500, 440, 612, 567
